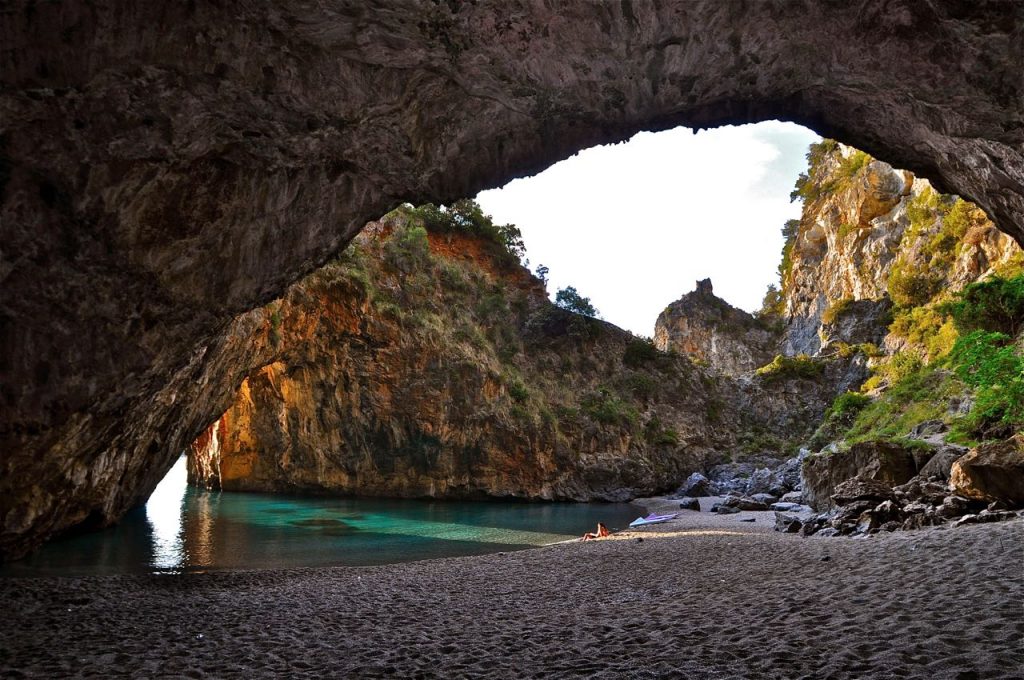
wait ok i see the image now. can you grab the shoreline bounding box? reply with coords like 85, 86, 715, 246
2, 497, 1019, 678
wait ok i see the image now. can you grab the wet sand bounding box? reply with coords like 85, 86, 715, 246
1, 500, 1021, 679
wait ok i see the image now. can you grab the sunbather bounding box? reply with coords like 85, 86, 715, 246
582, 522, 610, 541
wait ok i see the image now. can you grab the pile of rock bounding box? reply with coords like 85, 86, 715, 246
776, 434, 1024, 537
673, 454, 805, 500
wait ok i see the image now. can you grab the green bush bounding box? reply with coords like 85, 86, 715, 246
845, 366, 964, 443
939, 274, 1024, 337
506, 378, 529, 403
946, 330, 1024, 438
643, 417, 680, 447
623, 337, 661, 367
821, 298, 854, 325
581, 388, 638, 429
887, 259, 942, 307
624, 373, 657, 401
407, 199, 525, 266
754, 354, 823, 381
384, 224, 431, 273
888, 306, 958, 360
828, 391, 871, 419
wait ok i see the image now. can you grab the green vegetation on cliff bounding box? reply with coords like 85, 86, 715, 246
846, 273, 1024, 444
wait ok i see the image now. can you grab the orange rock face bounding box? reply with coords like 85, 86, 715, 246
189, 213, 837, 502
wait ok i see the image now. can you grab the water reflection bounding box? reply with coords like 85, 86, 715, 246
1, 457, 640, 577
144, 455, 187, 570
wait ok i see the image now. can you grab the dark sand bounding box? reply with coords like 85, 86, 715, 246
1, 500, 1022, 679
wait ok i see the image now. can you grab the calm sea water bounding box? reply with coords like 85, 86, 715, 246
2, 457, 641, 577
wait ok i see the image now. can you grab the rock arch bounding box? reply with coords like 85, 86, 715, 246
1, 1, 1022, 559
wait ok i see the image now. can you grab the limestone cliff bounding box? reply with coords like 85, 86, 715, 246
654, 279, 779, 375
188, 210, 837, 501
779, 142, 1021, 357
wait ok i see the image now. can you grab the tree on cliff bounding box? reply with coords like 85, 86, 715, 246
555, 286, 599, 317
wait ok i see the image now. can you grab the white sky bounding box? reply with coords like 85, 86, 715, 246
475, 121, 820, 337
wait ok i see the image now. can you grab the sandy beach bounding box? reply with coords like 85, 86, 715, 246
1, 500, 1021, 679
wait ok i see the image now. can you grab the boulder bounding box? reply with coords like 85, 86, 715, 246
780, 490, 804, 504
745, 468, 776, 496
721, 496, 770, 511
678, 497, 701, 512
937, 495, 971, 519
676, 472, 715, 498
770, 502, 806, 513
949, 434, 1024, 506
750, 493, 779, 505
802, 440, 935, 510
892, 477, 951, 506
918, 443, 968, 482
774, 512, 804, 533
952, 510, 1018, 527
816, 527, 840, 538
775, 456, 804, 493
908, 420, 948, 439
711, 504, 742, 515
832, 478, 896, 506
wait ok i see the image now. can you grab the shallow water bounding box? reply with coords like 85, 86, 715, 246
2, 457, 641, 577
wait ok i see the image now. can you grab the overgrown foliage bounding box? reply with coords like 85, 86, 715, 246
405, 200, 525, 267
580, 388, 639, 429
754, 354, 823, 381
939, 275, 1024, 338
947, 330, 1024, 438
623, 337, 661, 367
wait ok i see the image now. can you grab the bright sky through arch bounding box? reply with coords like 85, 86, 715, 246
475, 121, 820, 337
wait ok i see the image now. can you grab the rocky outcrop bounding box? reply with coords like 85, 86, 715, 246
780, 145, 1021, 357
3, 2, 1024, 559
654, 279, 778, 375
801, 440, 936, 510
950, 435, 1024, 505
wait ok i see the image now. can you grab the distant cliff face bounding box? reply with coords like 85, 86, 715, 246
189, 214, 729, 501
654, 279, 778, 375
189, 211, 845, 501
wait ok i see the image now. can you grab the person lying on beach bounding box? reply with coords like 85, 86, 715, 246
582, 522, 610, 541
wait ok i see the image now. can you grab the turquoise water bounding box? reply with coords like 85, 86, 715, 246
1, 457, 641, 577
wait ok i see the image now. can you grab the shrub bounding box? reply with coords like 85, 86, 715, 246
623, 337, 661, 367
408, 199, 525, 266
269, 306, 282, 348
643, 417, 680, 447
624, 373, 657, 402
580, 388, 638, 429
845, 366, 964, 443
384, 224, 430, 273
821, 298, 854, 325
758, 284, 785, 318
827, 392, 871, 419
887, 259, 942, 307
506, 378, 529, 403
939, 274, 1024, 337
754, 354, 823, 381
946, 330, 1024, 438
888, 306, 958, 360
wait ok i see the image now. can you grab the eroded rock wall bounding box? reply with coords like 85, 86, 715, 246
3, 1, 1023, 558
189, 218, 729, 501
